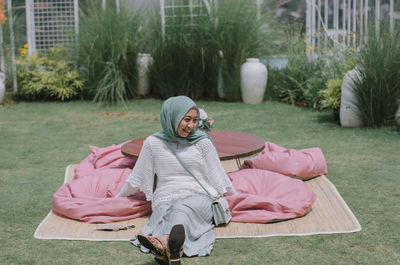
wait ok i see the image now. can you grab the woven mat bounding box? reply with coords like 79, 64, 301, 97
34, 161, 361, 241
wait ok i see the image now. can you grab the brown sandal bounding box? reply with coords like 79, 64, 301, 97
167, 224, 185, 265
137, 234, 167, 257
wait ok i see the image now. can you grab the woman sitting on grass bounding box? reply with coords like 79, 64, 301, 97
117, 96, 236, 265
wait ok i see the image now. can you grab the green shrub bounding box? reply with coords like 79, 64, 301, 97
320, 78, 342, 111
265, 24, 358, 110
76, 2, 142, 103
265, 36, 328, 108
352, 25, 400, 126
16, 47, 83, 101
319, 78, 342, 120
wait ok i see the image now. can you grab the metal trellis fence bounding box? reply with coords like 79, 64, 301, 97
26, 0, 78, 55
306, 0, 400, 57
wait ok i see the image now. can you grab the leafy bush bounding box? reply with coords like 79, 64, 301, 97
319, 78, 342, 120
319, 78, 342, 111
16, 47, 83, 101
352, 25, 400, 126
265, 30, 328, 109
265, 24, 358, 110
76, 2, 142, 103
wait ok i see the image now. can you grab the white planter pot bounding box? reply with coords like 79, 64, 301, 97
339, 68, 363, 127
0, 72, 5, 105
240, 58, 267, 104
137, 53, 153, 96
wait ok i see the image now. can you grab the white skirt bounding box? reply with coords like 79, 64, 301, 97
131, 194, 215, 257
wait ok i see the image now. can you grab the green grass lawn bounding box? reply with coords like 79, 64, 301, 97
0, 99, 399, 265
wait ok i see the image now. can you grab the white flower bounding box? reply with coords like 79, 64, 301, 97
199, 108, 208, 120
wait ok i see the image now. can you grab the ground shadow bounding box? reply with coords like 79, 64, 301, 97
316, 111, 340, 126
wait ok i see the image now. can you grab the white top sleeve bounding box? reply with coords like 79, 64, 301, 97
116, 182, 139, 197
119, 137, 155, 200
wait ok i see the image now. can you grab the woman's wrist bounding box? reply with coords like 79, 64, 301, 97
116, 183, 138, 197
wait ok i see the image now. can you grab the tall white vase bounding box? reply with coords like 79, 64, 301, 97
339, 68, 363, 127
137, 53, 153, 96
0, 72, 5, 105
240, 58, 267, 104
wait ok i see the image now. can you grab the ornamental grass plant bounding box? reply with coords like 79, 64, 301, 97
148, 8, 220, 100
352, 24, 400, 127
76, 1, 142, 103
214, 0, 265, 101
148, 0, 269, 101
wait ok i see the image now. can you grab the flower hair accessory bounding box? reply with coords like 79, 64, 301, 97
198, 108, 214, 132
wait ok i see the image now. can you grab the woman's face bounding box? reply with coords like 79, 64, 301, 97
177, 109, 198, 138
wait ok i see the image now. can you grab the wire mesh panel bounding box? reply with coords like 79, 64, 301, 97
26, 0, 78, 53
161, 0, 215, 36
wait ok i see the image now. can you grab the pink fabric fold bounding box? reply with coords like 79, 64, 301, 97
242, 142, 328, 180
74, 141, 136, 178
52, 140, 322, 223
52, 168, 151, 223
226, 169, 316, 223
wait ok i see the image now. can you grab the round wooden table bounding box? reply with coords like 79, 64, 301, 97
121, 131, 265, 166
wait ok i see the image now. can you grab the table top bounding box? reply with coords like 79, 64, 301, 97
121, 131, 265, 161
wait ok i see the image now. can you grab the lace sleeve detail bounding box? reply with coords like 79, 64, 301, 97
125, 137, 155, 201
196, 138, 237, 196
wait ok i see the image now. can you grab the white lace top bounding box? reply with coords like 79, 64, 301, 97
119, 136, 237, 208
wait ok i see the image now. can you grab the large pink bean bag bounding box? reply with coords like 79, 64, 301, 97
52, 141, 321, 223
52, 168, 152, 223
227, 169, 316, 223
242, 142, 327, 180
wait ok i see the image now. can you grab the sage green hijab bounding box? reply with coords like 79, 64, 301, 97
152, 96, 209, 145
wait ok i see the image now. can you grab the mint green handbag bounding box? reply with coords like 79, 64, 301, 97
211, 196, 232, 226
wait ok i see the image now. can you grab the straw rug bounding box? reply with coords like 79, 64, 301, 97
34, 161, 361, 241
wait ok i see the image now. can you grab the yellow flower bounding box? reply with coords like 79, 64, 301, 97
306, 45, 312, 52
24, 44, 28, 49
20, 48, 27, 56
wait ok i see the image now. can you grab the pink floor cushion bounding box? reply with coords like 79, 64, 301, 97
74, 142, 136, 179
52, 168, 151, 223
226, 168, 316, 223
242, 142, 328, 180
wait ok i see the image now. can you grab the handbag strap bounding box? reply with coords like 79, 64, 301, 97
164, 140, 218, 199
